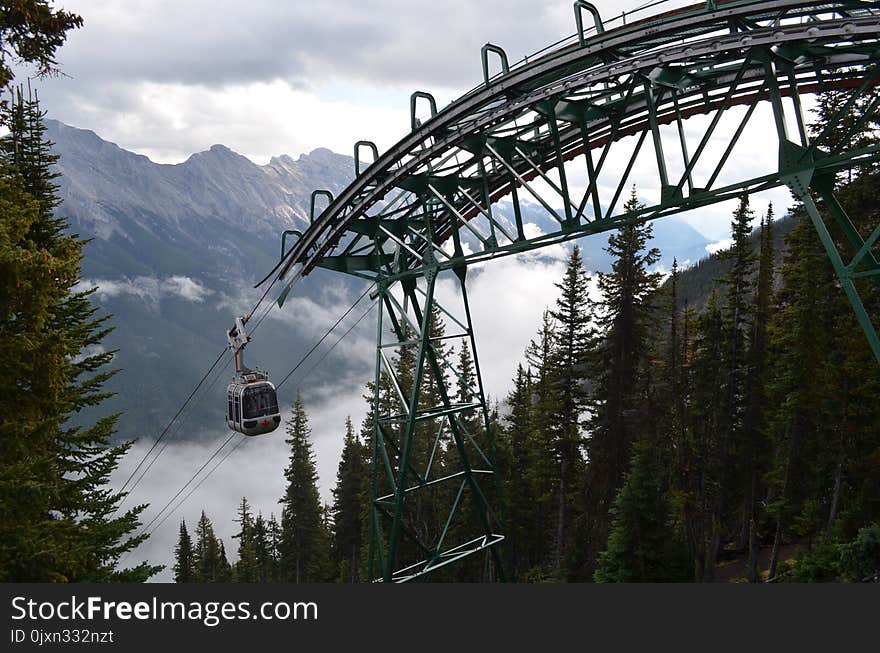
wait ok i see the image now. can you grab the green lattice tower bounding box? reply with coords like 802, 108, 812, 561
263, 1, 880, 581
366, 196, 506, 582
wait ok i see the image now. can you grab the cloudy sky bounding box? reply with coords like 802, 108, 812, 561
21, 0, 809, 577
33, 0, 588, 163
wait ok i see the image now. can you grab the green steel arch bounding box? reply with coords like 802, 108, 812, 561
262, 0, 880, 582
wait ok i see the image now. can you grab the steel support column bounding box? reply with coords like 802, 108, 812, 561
366, 248, 505, 582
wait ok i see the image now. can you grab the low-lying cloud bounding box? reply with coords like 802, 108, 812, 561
76, 275, 213, 305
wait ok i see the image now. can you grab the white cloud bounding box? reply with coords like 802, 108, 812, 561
70, 343, 108, 364
114, 371, 370, 582
435, 251, 567, 401
166, 276, 213, 302
76, 275, 213, 304
28, 0, 708, 167
706, 238, 733, 255
50, 79, 412, 165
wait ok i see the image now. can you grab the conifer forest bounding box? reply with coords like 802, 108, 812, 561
3, 0, 880, 585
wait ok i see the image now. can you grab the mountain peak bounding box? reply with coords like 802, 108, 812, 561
180, 143, 261, 174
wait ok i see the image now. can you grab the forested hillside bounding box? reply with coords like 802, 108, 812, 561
674, 208, 798, 311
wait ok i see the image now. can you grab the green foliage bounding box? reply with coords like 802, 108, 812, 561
173, 520, 195, 583
785, 524, 880, 582
0, 1, 83, 95
839, 523, 880, 582
595, 436, 689, 583
193, 511, 230, 582
233, 497, 259, 582
0, 89, 158, 582
499, 364, 535, 580
331, 416, 368, 582
584, 187, 662, 575
279, 395, 333, 582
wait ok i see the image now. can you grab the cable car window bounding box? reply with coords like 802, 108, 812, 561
234, 397, 240, 424
243, 385, 278, 419
228, 399, 233, 421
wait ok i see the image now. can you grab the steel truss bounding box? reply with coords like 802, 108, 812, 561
369, 256, 505, 582
262, 0, 880, 580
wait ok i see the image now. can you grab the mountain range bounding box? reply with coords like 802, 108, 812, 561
47, 119, 715, 441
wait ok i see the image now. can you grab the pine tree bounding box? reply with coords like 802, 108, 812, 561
454, 341, 479, 435
584, 187, 661, 575
173, 520, 195, 583
522, 311, 559, 578
331, 416, 367, 582
0, 89, 157, 581
251, 513, 273, 583
709, 194, 756, 571
193, 511, 229, 582
233, 497, 258, 582
594, 434, 689, 582
648, 258, 697, 575
547, 245, 592, 579
279, 395, 332, 582
500, 364, 534, 580
686, 290, 726, 580
266, 513, 282, 582
739, 205, 775, 581
764, 207, 839, 578
0, 1, 83, 96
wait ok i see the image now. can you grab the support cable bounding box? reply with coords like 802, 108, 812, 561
121, 287, 377, 556
115, 348, 228, 498
114, 270, 303, 511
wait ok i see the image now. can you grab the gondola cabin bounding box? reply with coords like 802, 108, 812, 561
226, 371, 281, 436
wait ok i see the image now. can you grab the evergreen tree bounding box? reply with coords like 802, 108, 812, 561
547, 245, 592, 579
266, 513, 282, 582
739, 205, 775, 581
193, 511, 229, 582
594, 434, 689, 582
686, 290, 726, 580
0, 89, 157, 582
0, 0, 83, 95
522, 311, 559, 579
709, 194, 756, 572
279, 395, 332, 582
331, 416, 367, 582
251, 513, 273, 583
584, 187, 661, 575
172, 520, 195, 583
500, 364, 533, 580
233, 497, 258, 582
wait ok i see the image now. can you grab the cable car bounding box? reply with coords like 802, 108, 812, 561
226, 316, 281, 436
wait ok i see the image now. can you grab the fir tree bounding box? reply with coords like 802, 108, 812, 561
173, 520, 195, 583
522, 311, 559, 578
739, 205, 775, 581
266, 513, 282, 582
331, 416, 367, 582
233, 497, 258, 582
686, 290, 726, 580
709, 194, 756, 573
584, 187, 661, 575
547, 245, 592, 579
500, 364, 534, 580
251, 513, 273, 583
0, 89, 157, 581
594, 434, 689, 582
193, 511, 229, 582
0, 1, 83, 95
279, 395, 332, 582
